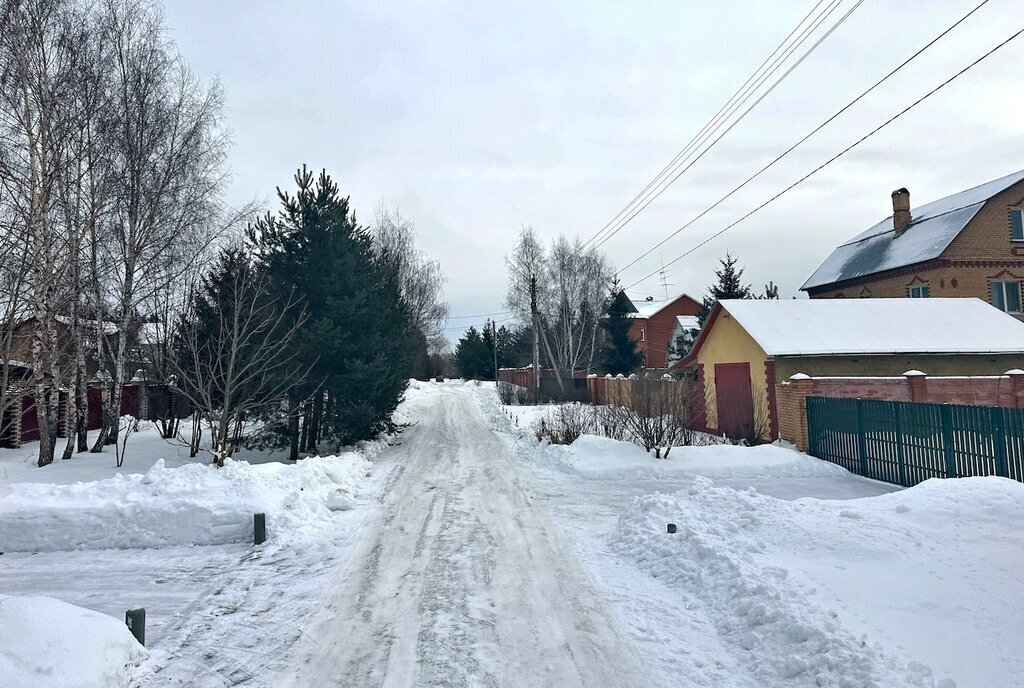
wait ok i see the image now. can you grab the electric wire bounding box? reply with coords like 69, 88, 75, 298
617, 0, 993, 275
584, 0, 864, 250
625, 25, 1024, 289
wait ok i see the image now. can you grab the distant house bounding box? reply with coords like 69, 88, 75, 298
802, 169, 1024, 318
674, 298, 1024, 441
617, 292, 702, 369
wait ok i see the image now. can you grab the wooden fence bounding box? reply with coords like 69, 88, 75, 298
806, 395, 1024, 486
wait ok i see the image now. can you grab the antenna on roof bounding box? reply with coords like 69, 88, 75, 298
657, 253, 674, 299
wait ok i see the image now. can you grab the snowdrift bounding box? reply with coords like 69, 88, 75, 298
0, 454, 371, 552
541, 434, 845, 481
613, 475, 1024, 687
0, 594, 147, 688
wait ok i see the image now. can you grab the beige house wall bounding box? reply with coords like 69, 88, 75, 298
693, 311, 770, 434
807, 180, 1024, 320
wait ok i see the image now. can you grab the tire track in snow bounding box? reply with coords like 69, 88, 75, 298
282, 384, 643, 687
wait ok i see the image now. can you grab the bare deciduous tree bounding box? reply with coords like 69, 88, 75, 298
161, 246, 308, 466
88, 0, 230, 452
369, 202, 449, 352
505, 228, 612, 381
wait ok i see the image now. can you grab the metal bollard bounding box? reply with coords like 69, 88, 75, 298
667, 523, 677, 534
125, 608, 145, 646
254, 513, 266, 545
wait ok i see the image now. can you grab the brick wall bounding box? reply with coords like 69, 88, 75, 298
777, 371, 1024, 450
806, 180, 1024, 319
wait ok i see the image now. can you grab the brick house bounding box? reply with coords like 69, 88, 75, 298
673, 298, 1024, 442
618, 292, 702, 368
802, 169, 1024, 318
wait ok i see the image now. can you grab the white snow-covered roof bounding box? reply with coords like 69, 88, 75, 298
624, 292, 696, 319
675, 315, 700, 330
718, 298, 1024, 356
802, 169, 1024, 290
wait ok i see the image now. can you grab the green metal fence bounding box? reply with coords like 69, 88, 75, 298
806, 396, 1024, 486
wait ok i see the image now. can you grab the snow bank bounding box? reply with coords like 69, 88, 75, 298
0, 453, 371, 552
0, 594, 147, 688
613, 475, 1024, 687
540, 435, 845, 481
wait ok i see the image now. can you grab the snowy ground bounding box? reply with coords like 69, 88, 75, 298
494, 395, 1024, 687
2, 382, 1022, 687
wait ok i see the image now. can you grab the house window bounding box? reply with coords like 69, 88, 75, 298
640, 328, 646, 342
991, 280, 1022, 313
1011, 209, 1024, 241
909, 284, 929, 298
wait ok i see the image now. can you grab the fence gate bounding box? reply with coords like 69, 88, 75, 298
806, 396, 1024, 487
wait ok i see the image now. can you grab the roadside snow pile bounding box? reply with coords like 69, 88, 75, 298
540, 434, 844, 481
0, 453, 371, 552
613, 476, 1024, 688
0, 594, 147, 688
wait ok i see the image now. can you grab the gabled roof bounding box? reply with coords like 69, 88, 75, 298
802, 169, 1024, 291
683, 298, 1024, 359
623, 292, 698, 319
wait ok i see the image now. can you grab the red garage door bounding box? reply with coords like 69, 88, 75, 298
715, 362, 754, 440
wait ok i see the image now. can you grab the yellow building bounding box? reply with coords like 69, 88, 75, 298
675, 298, 1024, 442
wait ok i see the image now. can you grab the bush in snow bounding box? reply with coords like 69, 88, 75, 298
532, 403, 597, 445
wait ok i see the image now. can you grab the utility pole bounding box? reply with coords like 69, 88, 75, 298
530, 275, 540, 400
492, 319, 499, 385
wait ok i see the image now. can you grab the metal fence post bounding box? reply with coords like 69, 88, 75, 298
940, 405, 956, 478
125, 608, 145, 646
993, 408, 1009, 478
856, 400, 869, 478
893, 403, 907, 487
254, 513, 266, 545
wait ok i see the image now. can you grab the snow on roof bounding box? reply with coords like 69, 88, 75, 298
718, 298, 1024, 356
802, 169, 1024, 290
625, 292, 695, 319
675, 315, 700, 330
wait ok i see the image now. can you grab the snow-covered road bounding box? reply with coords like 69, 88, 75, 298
283, 384, 642, 687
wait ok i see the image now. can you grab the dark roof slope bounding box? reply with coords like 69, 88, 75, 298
802, 169, 1024, 291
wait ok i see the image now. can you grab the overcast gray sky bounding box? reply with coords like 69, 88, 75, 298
163, 0, 1023, 342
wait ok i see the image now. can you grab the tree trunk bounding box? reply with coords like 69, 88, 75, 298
288, 393, 299, 461
299, 400, 310, 453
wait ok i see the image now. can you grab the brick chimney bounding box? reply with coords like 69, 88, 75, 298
892, 188, 911, 232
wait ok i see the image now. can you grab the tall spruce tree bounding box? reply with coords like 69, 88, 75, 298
700, 252, 753, 324
454, 326, 492, 379
248, 167, 413, 457
600, 281, 643, 375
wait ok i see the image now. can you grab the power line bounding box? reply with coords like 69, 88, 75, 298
584, 0, 864, 250
593, 0, 864, 250
445, 310, 512, 320
617, 0, 993, 275
582, 0, 833, 248
627, 24, 1024, 290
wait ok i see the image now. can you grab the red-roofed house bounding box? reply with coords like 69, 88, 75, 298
619, 292, 702, 368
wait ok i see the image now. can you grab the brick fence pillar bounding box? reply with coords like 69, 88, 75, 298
904, 370, 928, 402
1006, 369, 1024, 409
780, 373, 815, 451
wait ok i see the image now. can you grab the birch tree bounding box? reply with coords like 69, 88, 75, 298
504, 228, 612, 377
0, 0, 93, 466
89, 0, 229, 453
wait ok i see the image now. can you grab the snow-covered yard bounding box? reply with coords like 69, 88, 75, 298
2, 382, 1022, 687
492, 394, 1024, 687
0, 386, 426, 687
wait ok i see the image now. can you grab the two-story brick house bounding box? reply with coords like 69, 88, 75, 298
802, 169, 1024, 318
619, 292, 702, 368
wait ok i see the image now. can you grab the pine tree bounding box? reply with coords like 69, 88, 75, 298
248, 166, 413, 456
454, 326, 491, 379
600, 280, 643, 375
700, 252, 753, 324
